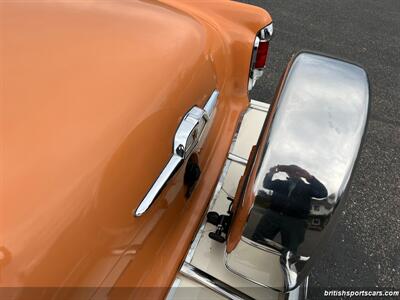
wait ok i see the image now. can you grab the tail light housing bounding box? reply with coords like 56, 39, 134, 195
248, 23, 273, 90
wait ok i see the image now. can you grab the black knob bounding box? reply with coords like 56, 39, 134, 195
206, 211, 220, 226
209, 229, 226, 243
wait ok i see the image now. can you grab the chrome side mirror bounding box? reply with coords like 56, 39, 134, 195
226, 52, 369, 292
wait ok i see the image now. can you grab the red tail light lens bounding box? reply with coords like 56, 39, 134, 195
248, 23, 273, 91
254, 40, 269, 68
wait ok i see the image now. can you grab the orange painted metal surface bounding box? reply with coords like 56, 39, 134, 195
226, 65, 290, 254
0, 0, 271, 298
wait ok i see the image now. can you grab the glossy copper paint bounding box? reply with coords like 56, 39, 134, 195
226, 62, 292, 254
0, 0, 271, 298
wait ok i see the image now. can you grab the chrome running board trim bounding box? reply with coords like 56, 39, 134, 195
228, 153, 248, 165
249, 100, 270, 112
180, 262, 255, 300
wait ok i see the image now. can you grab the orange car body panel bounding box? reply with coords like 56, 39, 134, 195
226, 67, 287, 254
0, 1, 271, 298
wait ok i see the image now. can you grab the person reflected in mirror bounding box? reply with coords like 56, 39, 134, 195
252, 164, 327, 253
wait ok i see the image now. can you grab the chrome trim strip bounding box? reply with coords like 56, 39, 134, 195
248, 22, 273, 91
262, 23, 273, 41
224, 243, 304, 295
241, 236, 281, 256
135, 155, 183, 216
249, 100, 270, 113
302, 276, 309, 300
134, 91, 219, 217
185, 221, 206, 263
228, 153, 248, 165
282, 277, 308, 300
203, 90, 219, 119
180, 262, 255, 300
223, 242, 286, 293
165, 278, 182, 300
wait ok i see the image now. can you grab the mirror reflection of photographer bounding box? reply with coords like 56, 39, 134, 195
252, 165, 327, 253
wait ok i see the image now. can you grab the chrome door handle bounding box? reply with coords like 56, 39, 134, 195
134, 91, 219, 217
